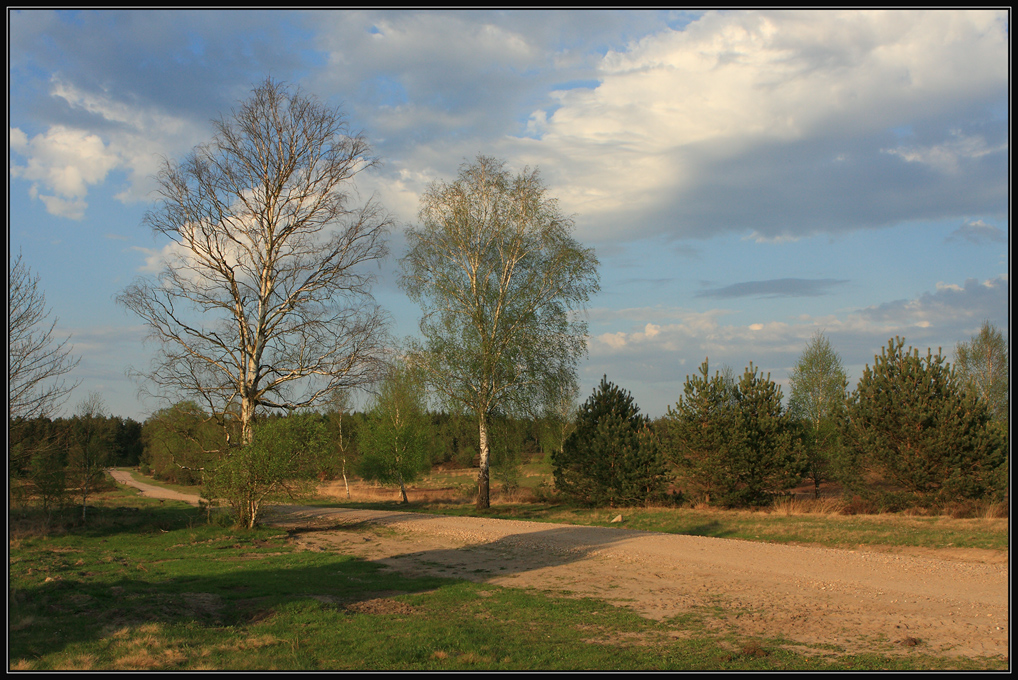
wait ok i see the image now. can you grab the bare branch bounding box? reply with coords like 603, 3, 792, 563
118, 78, 391, 445
8, 252, 81, 419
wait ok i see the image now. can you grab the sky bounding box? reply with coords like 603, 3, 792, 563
8, 9, 1010, 422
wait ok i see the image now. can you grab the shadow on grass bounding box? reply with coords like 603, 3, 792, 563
8, 524, 454, 663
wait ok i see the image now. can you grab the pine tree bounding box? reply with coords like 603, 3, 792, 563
663, 360, 739, 505
664, 360, 803, 507
553, 376, 668, 507
730, 364, 805, 506
846, 337, 1006, 502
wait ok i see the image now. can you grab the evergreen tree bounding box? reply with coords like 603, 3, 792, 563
662, 360, 739, 505
665, 360, 803, 507
730, 364, 805, 506
846, 337, 1006, 502
554, 376, 668, 507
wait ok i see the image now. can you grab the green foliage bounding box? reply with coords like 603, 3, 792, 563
400, 155, 600, 508
207, 412, 331, 528
731, 364, 805, 506
141, 401, 225, 485
787, 332, 849, 497
554, 376, 669, 507
488, 412, 526, 495
845, 337, 1006, 503
665, 360, 804, 508
954, 320, 1008, 423
356, 362, 433, 503
663, 360, 740, 505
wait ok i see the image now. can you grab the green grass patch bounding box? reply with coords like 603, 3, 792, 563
9, 494, 1005, 670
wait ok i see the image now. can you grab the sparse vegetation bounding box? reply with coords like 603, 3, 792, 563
8, 485, 1006, 671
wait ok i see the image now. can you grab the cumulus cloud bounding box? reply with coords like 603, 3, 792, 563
882, 130, 1007, 175
9, 125, 121, 219
517, 10, 1008, 242
9, 77, 200, 219
584, 273, 1008, 414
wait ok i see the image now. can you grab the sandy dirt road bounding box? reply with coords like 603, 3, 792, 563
109, 471, 1009, 660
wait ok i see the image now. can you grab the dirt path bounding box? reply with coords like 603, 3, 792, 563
110, 471, 1009, 660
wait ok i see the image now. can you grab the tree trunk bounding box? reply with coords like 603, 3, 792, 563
477, 414, 490, 509
241, 393, 256, 446
342, 458, 350, 499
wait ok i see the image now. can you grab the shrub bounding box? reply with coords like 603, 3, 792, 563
207, 412, 331, 528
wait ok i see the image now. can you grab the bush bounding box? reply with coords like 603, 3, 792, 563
207, 412, 331, 528
553, 376, 669, 507
845, 337, 1007, 505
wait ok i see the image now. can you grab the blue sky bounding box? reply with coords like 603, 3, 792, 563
9, 9, 1009, 421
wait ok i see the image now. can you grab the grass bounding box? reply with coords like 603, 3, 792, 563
129, 464, 1009, 554
8, 489, 1006, 671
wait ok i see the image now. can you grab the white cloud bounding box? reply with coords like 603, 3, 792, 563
10, 125, 121, 219
10, 78, 200, 219
945, 219, 1007, 244
584, 273, 1008, 414
515, 10, 1007, 240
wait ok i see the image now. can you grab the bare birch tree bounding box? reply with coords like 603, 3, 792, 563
400, 156, 599, 509
118, 79, 391, 446
9, 252, 80, 420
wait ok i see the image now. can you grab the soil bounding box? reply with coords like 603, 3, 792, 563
109, 471, 1009, 661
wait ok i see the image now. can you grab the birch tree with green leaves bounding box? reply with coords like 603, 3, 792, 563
787, 331, 849, 497
400, 156, 599, 509
357, 361, 432, 504
954, 321, 1008, 423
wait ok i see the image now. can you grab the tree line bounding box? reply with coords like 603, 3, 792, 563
9, 77, 1007, 526
554, 327, 1008, 511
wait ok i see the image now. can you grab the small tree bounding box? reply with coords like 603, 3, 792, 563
787, 331, 849, 497
663, 360, 740, 505
731, 364, 805, 507
846, 337, 1006, 503
665, 360, 802, 507
209, 412, 330, 528
537, 379, 579, 465
326, 389, 357, 499
357, 361, 432, 503
67, 392, 115, 522
954, 321, 1008, 423
554, 376, 668, 508
141, 401, 225, 485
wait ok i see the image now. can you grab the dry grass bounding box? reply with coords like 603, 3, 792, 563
316, 480, 474, 504
771, 496, 846, 517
